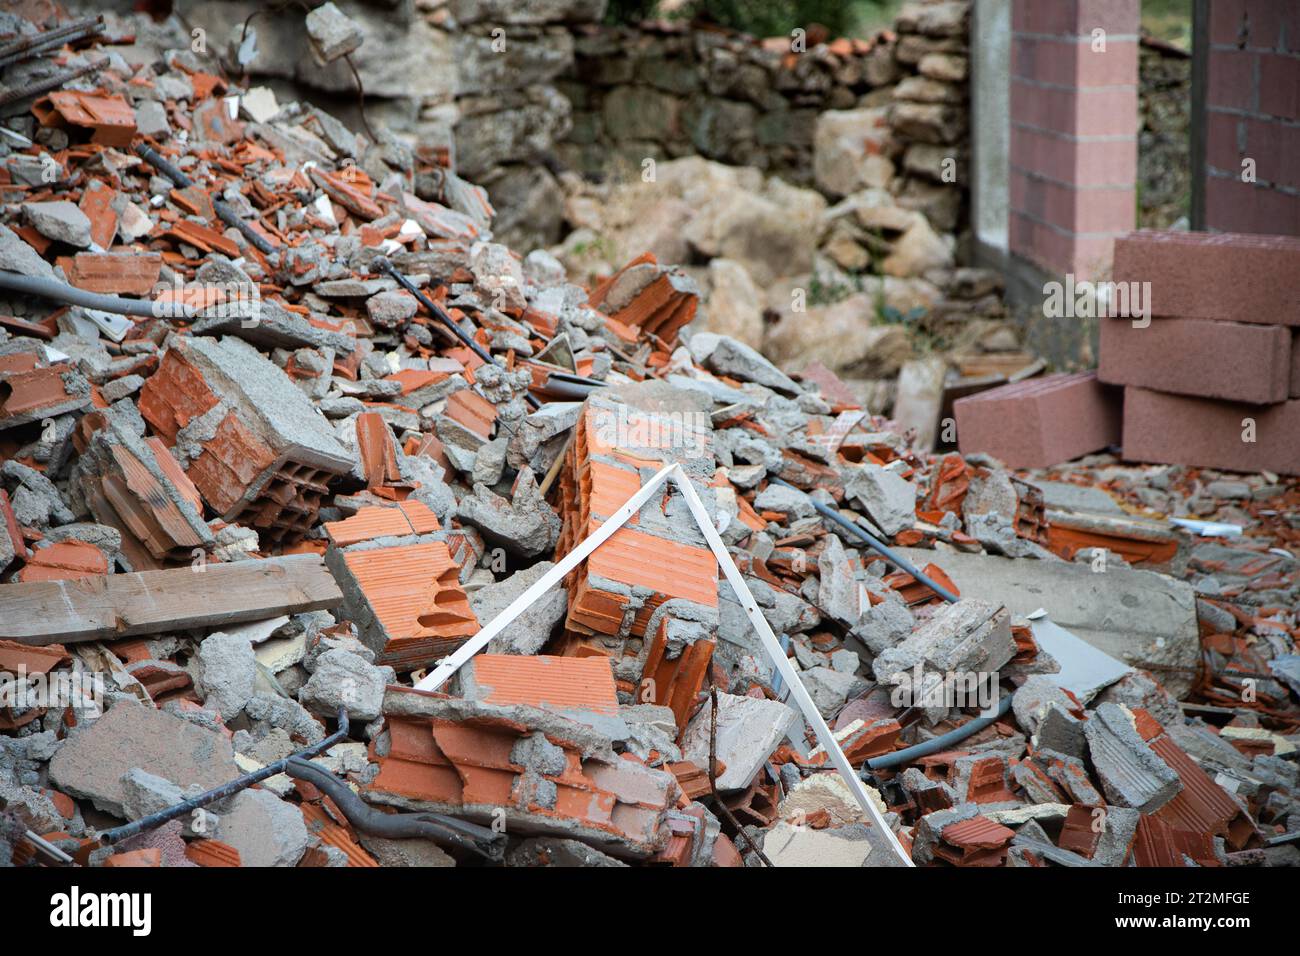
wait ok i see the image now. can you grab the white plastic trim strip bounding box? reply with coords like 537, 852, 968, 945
414, 461, 913, 867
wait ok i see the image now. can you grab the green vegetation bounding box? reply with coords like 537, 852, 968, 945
807, 271, 861, 307
1142, 0, 1192, 49
606, 0, 903, 38
610, 0, 1192, 45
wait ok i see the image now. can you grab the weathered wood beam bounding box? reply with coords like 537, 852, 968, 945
0, 554, 342, 645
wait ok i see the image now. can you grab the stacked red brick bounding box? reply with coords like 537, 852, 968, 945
1102, 230, 1300, 475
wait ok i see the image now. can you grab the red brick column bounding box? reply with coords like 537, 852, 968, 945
1008, 0, 1139, 279
1204, 1, 1300, 235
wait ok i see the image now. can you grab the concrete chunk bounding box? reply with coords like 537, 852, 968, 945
1084, 703, 1182, 812
681, 692, 798, 791
217, 788, 309, 867
473, 561, 568, 655
48, 702, 241, 817
196, 631, 257, 721
894, 547, 1199, 698
873, 599, 1014, 685
23, 201, 92, 247
305, 1, 364, 63
844, 463, 916, 536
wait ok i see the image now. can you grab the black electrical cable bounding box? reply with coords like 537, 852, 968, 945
134, 143, 279, 256
770, 476, 961, 603
98, 708, 351, 846
372, 256, 541, 410
284, 757, 505, 862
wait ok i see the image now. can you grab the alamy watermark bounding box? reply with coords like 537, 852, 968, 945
149, 273, 262, 326
887, 665, 1000, 717
593, 403, 710, 460
1043, 274, 1151, 328
0, 666, 105, 712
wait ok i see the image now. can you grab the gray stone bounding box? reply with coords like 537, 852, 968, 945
681, 692, 798, 792
813, 108, 894, 197
762, 820, 879, 867
134, 100, 170, 137
118, 768, 186, 822
0, 224, 55, 278
801, 665, 868, 717
358, 834, 456, 867
1012, 674, 1075, 736
218, 787, 309, 866
817, 534, 862, 625
48, 702, 241, 817
873, 599, 1014, 685
1084, 703, 1182, 812
753, 483, 814, 520
23, 201, 92, 247
702, 258, 764, 350
844, 464, 917, 536
688, 332, 800, 395
365, 290, 417, 327
456, 468, 560, 558
197, 632, 257, 721
506, 836, 627, 867
851, 594, 915, 655
473, 561, 567, 655
765, 290, 918, 379
298, 648, 392, 722
2, 460, 74, 525
100, 374, 145, 403
305, 1, 363, 63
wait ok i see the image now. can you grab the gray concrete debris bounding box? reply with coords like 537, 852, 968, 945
358, 834, 456, 867
894, 547, 1200, 698
1084, 703, 1182, 813
0, 223, 55, 277
196, 631, 258, 721
305, 1, 365, 63
23, 201, 92, 247
298, 648, 394, 722
455, 468, 561, 558
473, 561, 568, 655
873, 599, 1014, 688
507, 837, 629, 867
688, 332, 800, 395
754, 482, 814, 520
844, 463, 917, 536
801, 665, 869, 718
681, 692, 798, 791
761, 820, 884, 867
48, 702, 242, 817
217, 787, 310, 867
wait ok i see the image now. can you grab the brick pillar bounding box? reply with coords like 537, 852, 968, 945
1204, 1, 1300, 235
1008, 0, 1139, 279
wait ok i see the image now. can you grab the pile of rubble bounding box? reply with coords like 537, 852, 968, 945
0, 7, 1297, 871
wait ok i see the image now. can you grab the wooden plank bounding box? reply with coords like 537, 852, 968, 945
0, 554, 343, 645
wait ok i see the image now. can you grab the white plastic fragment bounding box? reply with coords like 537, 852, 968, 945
1170, 518, 1243, 537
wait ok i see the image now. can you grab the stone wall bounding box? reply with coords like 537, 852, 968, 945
169, 0, 974, 250
556, 8, 971, 239
556, 23, 899, 185
1138, 36, 1191, 230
